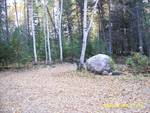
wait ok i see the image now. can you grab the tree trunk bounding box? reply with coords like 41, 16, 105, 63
80, 0, 88, 66
79, 0, 99, 68
4, 0, 9, 41
14, 0, 19, 27
43, 6, 48, 64
58, 0, 63, 62
31, 0, 38, 64
46, 6, 59, 42
108, 0, 113, 55
26, 0, 31, 40
136, 3, 144, 54
44, 22, 48, 64
45, 0, 52, 64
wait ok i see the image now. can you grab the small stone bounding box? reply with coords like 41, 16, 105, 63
102, 71, 109, 75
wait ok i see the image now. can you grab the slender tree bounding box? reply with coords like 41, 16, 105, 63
14, 0, 19, 27
79, 0, 99, 68
58, 0, 63, 62
4, 0, 9, 41
30, 0, 38, 64
46, 6, 59, 39
108, 0, 113, 55
45, 0, 52, 64
0, 0, 9, 41
136, 2, 144, 54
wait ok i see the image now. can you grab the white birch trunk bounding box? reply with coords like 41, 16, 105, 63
45, 0, 52, 64
14, 0, 19, 27
4, 0, 9, 41
31, 0, 38, 63
80, 0, 88, 66
108, 0, 113, 55
58, 0, 63, 62
80, 0, 99, 67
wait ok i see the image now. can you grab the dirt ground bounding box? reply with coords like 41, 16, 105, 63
0, 63, 150, 113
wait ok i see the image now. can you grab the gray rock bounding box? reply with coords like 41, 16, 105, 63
85, 54, 112, 74
102, 71, 109, 75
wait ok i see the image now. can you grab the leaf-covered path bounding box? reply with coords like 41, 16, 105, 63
0, 63, 149, 113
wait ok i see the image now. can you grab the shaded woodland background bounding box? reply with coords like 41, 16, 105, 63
0, 0, 150, 67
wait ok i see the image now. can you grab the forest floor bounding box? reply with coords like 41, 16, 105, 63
0, 63, 149, 113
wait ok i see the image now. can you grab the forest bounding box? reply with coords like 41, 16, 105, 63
0, 0, 150, 113
0, 0, 149, 66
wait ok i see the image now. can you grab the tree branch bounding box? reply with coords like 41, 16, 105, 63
46, 6, 59, 38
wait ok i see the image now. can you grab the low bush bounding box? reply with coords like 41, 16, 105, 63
125, 52, 149, 73
109, 58, 115, 70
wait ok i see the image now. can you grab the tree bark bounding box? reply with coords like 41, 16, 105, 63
14, 0, 19, 27
58, 0, 63, 62
4, 0, 9, 42
46, 6, 59, 39
43, 18, 48, 64
43, 2, 48, 64
80, 0, 88, 66
136, 3, 144, 54
31, 0, 38, 63
45, 0, 52, 64
79, 0, 99, 67
108, 0, 113, 55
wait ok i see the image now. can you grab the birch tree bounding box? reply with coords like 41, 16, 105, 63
58, 0, 63, 62
25, 0, 31, 41
30, 0, 38, 63
14, 0, 19, 27
108, 0, 113, 55
0, 0, 9, 41
4, 0, 9, 41
53, 0, 63, 62
43, 0, 52, 64
79, 0, 99, 68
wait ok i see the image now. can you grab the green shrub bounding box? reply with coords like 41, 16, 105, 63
0, 41, 15, 66
109, 58, 115, 70
125, 52, 149, 72
131, 52, 149, 66
63, 34, 81, 60
125, 57, 134, 66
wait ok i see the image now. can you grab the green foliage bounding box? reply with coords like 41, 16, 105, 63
9, 27, 32, 66
109, 58, 115, 70
63, 34, 81, 60
0, 41, 15, 66
86, 36, 107, 58
51, 39, 60, 61
132, 52, 149, 66
126, 57, 134, 66
0, 0, 150, 69
126, 52, 149, 72
35, 24, 45, 60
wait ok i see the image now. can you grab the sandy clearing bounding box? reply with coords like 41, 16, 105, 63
0, 63, 150, 113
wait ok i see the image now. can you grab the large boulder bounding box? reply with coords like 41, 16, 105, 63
85, 54, 112, 74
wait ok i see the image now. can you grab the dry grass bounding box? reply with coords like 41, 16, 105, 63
0, 63, 149, 113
